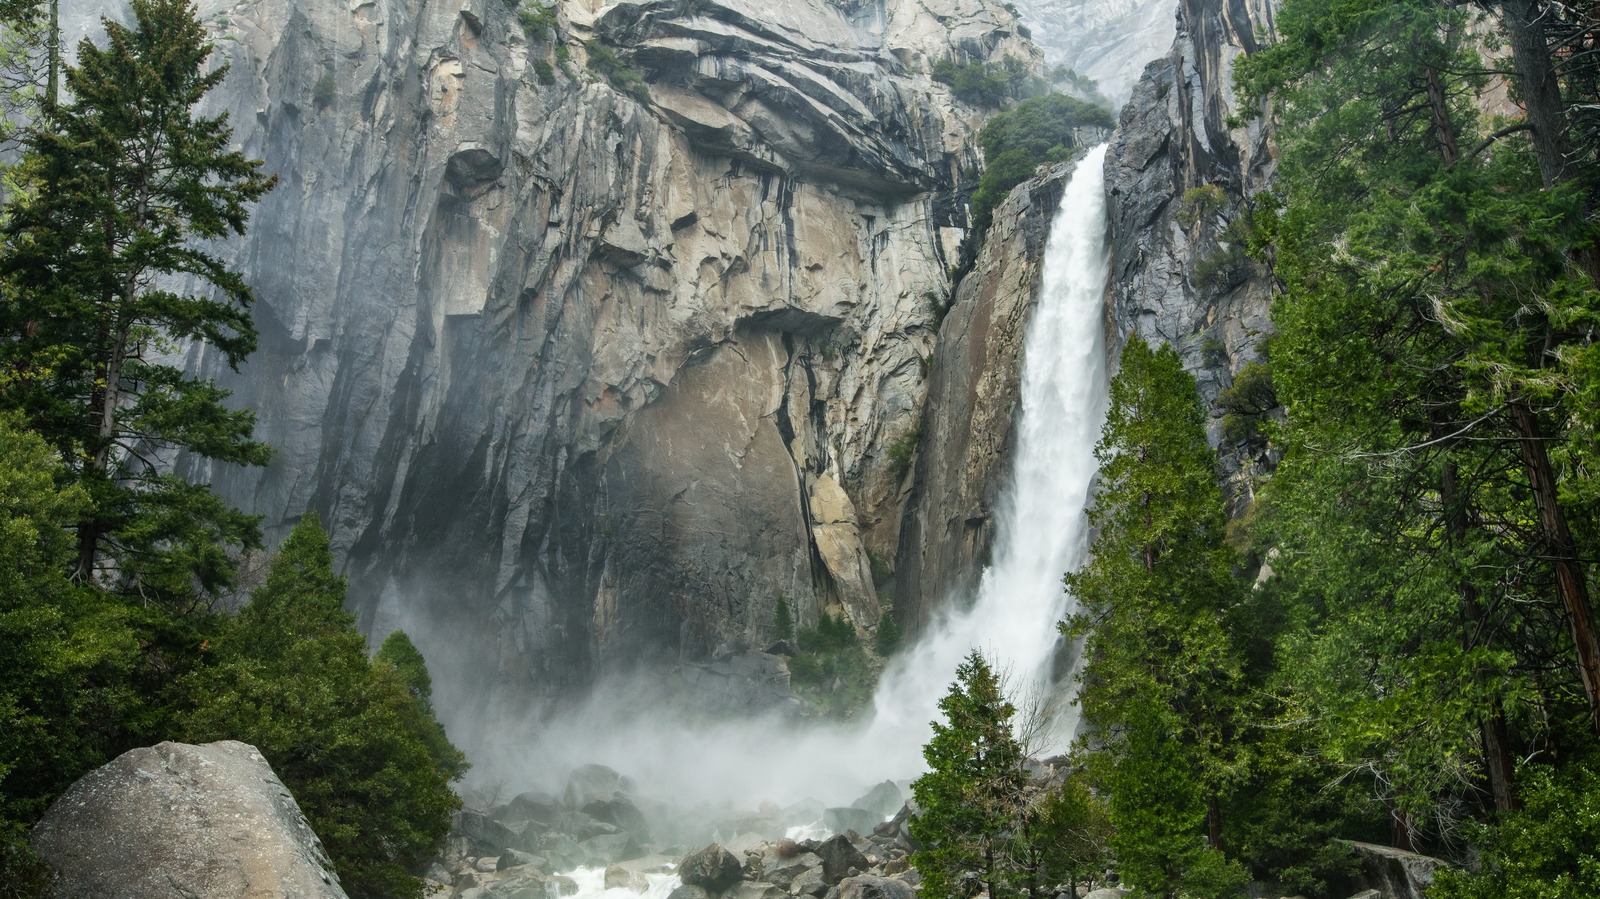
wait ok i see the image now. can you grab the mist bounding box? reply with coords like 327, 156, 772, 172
410, 146, 1113, 820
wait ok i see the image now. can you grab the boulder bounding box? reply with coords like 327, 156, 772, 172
823, 807, 878, 836
681, 842, 746, 892
455, 808, 522, 856
762, 850, 823, 888
816, 835, 870, 886
1082, 890, 1130, 899
727, 882, 786, 899
30, 740, 346, 899
849, 782, 904, 820
582, 832, 638, 865
668, 887, 713, 899
549, 874, 580, 896
500, 790, 563, 825
497, 850, 546, 871
1341, 841, 1447, 899
606, 864, 648, 890
584, 796, 652, 840
831, 875, 917, 899
564, 764, 632, 808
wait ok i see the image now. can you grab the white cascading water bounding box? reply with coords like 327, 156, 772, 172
483, 144, 1112, 810
852, 142, 1112, 772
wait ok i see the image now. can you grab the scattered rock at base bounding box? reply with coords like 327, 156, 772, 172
669, 885, 714, 899
1082, 889, 1130, 899
681, 842, 746, 892
830, 875, 917, 899
824, 807, 879, 836
31, 740, 346, 899
816, 835, 870, 886
565, 764, 634, 808
849, 782, 905, 820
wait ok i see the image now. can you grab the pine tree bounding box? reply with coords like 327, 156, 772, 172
910, 650, 1028, 899
0, 0, 275, 606
1062, 339, 1246, 894
179, 516, 466, 899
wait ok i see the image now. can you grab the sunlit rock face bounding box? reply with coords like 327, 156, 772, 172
119, 0, 1038, 722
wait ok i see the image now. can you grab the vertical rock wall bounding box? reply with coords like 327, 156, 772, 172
158, 0, 1037, 722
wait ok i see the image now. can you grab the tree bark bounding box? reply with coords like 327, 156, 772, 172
1510, 401, 1600, 734
1498, 0, 1574, 187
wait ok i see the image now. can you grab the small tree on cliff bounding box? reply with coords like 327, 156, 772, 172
0, 0, 275, 605
911, 650, 1029, 899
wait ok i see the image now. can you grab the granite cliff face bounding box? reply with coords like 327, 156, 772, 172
156, 0, 1036, 719
897, 0, 1278, 613
1103, 0, 1277, 418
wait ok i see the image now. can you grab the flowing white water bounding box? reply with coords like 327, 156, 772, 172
853, 142, 1112, 772
476, 144, 1112, 811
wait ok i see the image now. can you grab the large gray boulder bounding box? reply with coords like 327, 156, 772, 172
830, 875, 917, 899
680, 843, 746, 893
31, 740, 346, 899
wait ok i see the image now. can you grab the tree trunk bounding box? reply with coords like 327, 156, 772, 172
1498, 0, 1574, 187
1205, 793, 1222, 850
1442, 460, 1520, 811
1510, 401, 1600, 734
1426, 66, 1461, 165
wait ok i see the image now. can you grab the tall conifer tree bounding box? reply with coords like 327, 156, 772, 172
0, 0, 276, 605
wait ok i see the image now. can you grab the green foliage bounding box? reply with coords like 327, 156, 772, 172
1013, 769, 1112, 899
931, 55, 1041, 108
177, 517, 467, 899
313, 72, 335, 108
376, 630, 433, 707
0, 0, 276, 606
1063, 339, 1247, 895
1177, 185, 1227, 230
910, 650, 1027, 899
773, 596, 795, 642
517, 2, 557, 41
788, 611, 876, 718
970, 94, 1114, 232
875, 608, 903, 657
584, 40, 648, 103
1216, 360, 1275, 444
533, 58, 556, 86
0, 417, 137, 845
887, 423, 921, 480
1431, 755, 1600, 899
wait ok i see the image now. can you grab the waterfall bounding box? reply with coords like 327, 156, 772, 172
476, 145, 1113, 808
854, 142, 1112, 772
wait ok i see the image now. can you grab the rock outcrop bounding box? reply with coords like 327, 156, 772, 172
143, 0, 1039, 723
892, 157, 1080, 625
1103, 0, 1278, 459
31, 740, 346, 899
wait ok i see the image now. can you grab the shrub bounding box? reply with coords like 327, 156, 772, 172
533, 58, 556, 85
875, 609, 903, 656
789, 612, 877, 718
584, 40, 649, 103
886, 424, 921, 481
969, 94, 1115, 232
313, 73, 335, 109
932, 55, 1042, 108
517, 2, 557, 41
773, 597, 795, 642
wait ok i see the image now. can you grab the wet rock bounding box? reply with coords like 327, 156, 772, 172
606, 864, 648, 890
565, 764, 632, 807
497, 850, 545, 871
823, 807, 878, 836
1341, 841, 1446, 899
550, 875, 580, 896
584, 796, 651, 840
681, 843, 746, 893
762, 850, 823, 888
582, 832, 638, 865
500, 791, 562, 825
830, 875, 917, 899
455, 809, 522, 856
816, 835, 870, 886
849, 782, 905, 820
31, 741, 346, 899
